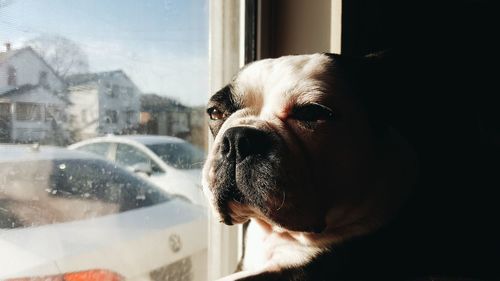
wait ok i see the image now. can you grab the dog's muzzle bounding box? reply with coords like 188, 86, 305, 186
214, 126, 276, 224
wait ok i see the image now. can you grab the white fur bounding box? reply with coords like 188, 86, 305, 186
243, 219, 324, 271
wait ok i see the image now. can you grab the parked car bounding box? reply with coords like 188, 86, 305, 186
0, 145, 207, 281
68, 135, 207, 206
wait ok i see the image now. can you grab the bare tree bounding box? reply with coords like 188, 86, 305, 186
0, 0, 14, 9
25, 34, 89, 78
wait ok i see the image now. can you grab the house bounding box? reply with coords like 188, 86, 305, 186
66, 70, 141, 140
139, 93, 207, 150
188, 105, 208, 151
140, 93, 190, 137
0, 45, 68, 144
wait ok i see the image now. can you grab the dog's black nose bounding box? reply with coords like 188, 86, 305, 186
221, 127, 272, 163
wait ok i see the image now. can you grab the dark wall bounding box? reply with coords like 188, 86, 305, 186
341, 3, 500, 261
341, 0, 499, 56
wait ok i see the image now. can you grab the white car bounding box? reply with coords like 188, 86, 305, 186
68, 135, 207, 207
0, 145, 207, 281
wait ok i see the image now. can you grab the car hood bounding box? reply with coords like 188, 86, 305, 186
181, 168, 202, 183
0, 199, 207, 279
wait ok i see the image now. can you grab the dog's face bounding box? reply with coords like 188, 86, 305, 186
203, 54, 413, 236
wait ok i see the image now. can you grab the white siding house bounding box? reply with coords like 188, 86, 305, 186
0, 46, 68, 143
140, 93, 191, 137
66, 70, 141, 140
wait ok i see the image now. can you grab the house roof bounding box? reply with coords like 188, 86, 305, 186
0, 46, 64, 86
0, 84, 38, 98
140, 93, 187, 112
0, 84, 69, 103
0, 47, 30, 63
66, 70, 129, 86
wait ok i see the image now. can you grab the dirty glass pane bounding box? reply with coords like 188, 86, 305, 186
0, 158, 170, 229
116, 143, 151, 167
75, 142, 111, 157
0, 0, 208, 280
147, 142, 205, 170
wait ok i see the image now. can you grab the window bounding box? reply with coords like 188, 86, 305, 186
39, 71, 48, 87
75, 142, 111, 157
45, 105, 62, 121
103, 82, 111, 93
104, 110, 118, 124
116, 143, 151, 167
127, 87, 134, 96
115, 143, 164, 174
147, 142, 205, 169
81, 109, 87, 123
0, 103, 10, 117
126, 110, 136, 124
15, 102, 43, 121
0, 103, 10, 141
7, 66, 16, 86
1, 1, 213, 280
111, 84, 119, 97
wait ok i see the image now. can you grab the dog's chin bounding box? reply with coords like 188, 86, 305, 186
219, 202, 280, 231
223, 201, 256, 224
216, 197, 327, 235
216, 197, 271, 226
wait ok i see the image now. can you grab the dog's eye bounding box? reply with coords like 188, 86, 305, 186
291, 103, 334, 122
207, 107, 229, 121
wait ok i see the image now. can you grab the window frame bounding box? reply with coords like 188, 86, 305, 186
207, 0, 246, 279
15, 102, 43, 121
207, 1, 343, 279
7, 66, 17, 86
39, 70, 49, 88
104, 109, 118, 124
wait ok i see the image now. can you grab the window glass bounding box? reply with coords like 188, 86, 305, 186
45, 105, 62, 121
0, 158, 170, 229
0, 103, 10, 142
15, 102, 43, 121
147, 142, 205, 169
0, 103, 9, 116
104, 110, 118, 124
0, 0, 209, 279
111, 84, 119, 97
81, 109, 87, 123
76, 142, 111, 157
7, 66, 16, 86
116, 143, 151, 167
126, 87, 134, 96
126, 110, 136, 124
39, 70, 48, 87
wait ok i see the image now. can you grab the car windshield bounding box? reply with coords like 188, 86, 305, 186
147, 142, 205, 169
0, 158, 170, 229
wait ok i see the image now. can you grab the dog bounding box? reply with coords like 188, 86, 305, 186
202, 53, 499, 281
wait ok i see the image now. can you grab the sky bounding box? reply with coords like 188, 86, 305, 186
0, 0, 209, 106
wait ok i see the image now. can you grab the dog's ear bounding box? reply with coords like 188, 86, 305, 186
323, 51, 392, 93
323, 51, 396, 132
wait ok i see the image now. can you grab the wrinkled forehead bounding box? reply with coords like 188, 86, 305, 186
231, 54, 335, 110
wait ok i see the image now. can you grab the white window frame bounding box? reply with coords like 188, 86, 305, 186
207, 0, 245, 279
207, 1, 342, 279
